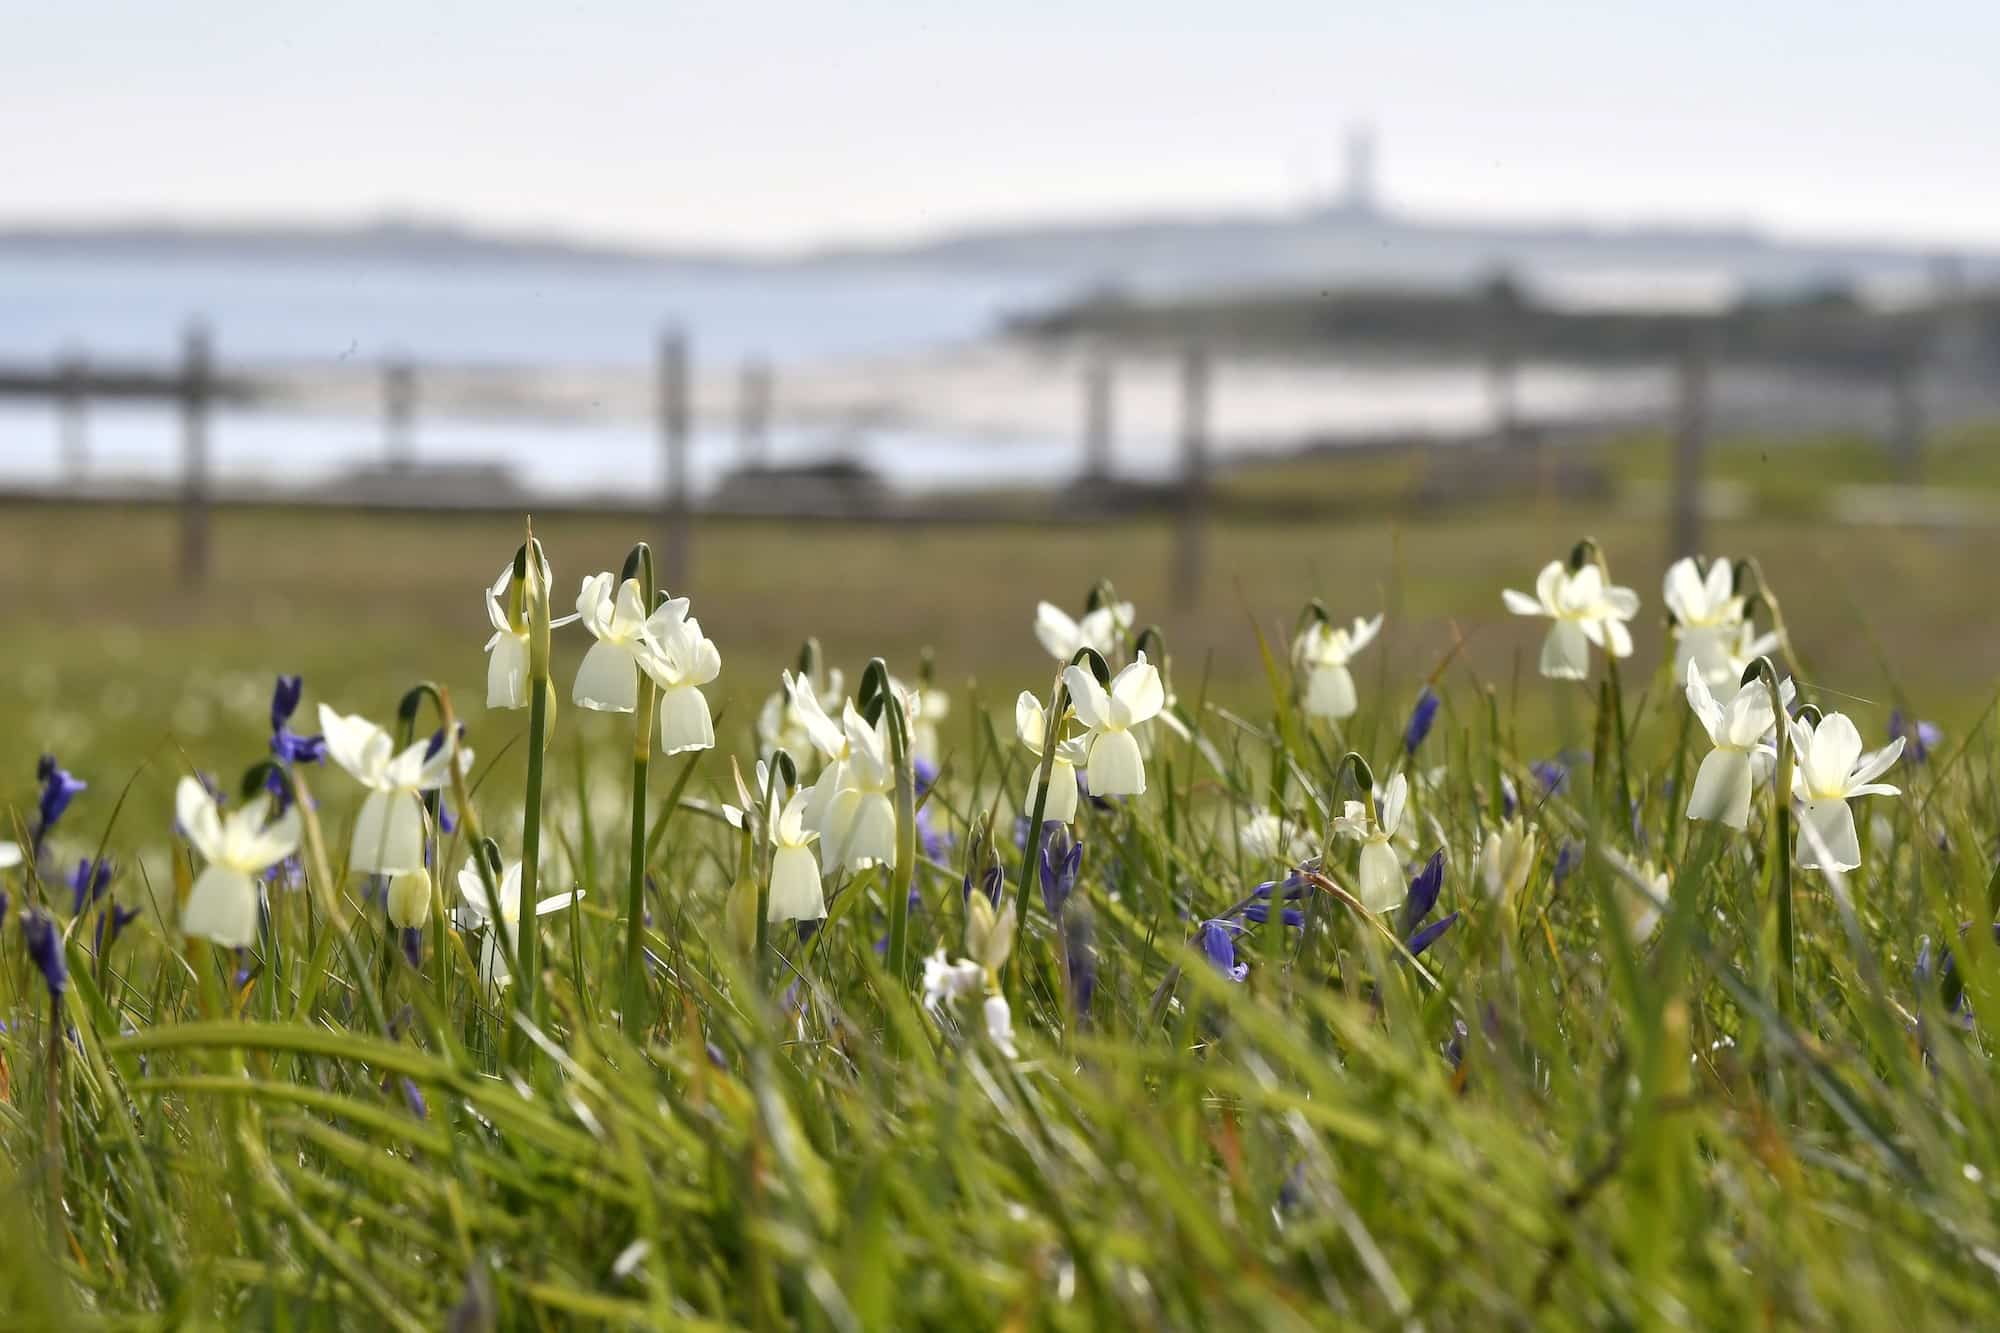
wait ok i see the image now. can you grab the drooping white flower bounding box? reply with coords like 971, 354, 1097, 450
1292, 614, 1382, 721
0, 841, 20, 871
1502, 560, 1640, 680
483, 556, 577, 710
757, 665, 846, 771
1788, 712, 1903, 872
572, 572, 690, 714
1332, 771, 1409, 912
767, 791, 826, 923
1240, 809, 1318, 865
319, 705, 471, 876
1015, 689, 1087, 824
454, 857, 582, 987
1034, 599, 1132, 662
921, 949, 985, 1010
641, 612, 721, 755
1477, 817, 1539, 903
820, 702, 898, 874
1662, 557, 1747, 689
175, 776, 300, 948
1061, 654, 1166, 797
906, 682, 951, 769
1683, 662, 1793, 831
782, 672, 855, 836
983, 993, 1018, 1058
1606, 852, 1669, 943
386, 868, 432, 930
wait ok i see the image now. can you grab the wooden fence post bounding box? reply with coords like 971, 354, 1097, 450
57, 349, 88, 484
1670, 325, 1711, 560
737, 357, 771, 468
1485, 275, 1523, 449
659, 327, 691, 589
179, 322, 213, 585
1172, 345, 1210, 610
384, 356, 416, 470
1082, 347, 1114, 480
1890, 346, 1926, 484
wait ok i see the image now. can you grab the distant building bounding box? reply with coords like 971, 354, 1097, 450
1326, 123, 1381, 219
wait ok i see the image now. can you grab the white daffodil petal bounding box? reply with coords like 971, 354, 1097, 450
350, 789, 427, 876
183, 864, 261, 949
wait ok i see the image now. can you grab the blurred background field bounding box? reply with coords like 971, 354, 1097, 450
5, 0, 2000, 877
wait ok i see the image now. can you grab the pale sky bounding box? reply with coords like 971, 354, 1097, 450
6, 1, 1997, 253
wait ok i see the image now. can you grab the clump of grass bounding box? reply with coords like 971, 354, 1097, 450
2, 532, 1997, 1330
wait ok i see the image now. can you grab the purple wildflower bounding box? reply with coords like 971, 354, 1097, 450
33, 755, 86, 853
1889, 711, 1942, 764
1398, 850, 1457, 958
1039, 825, 1083, 917
22, 909, 67, 999
269, 675, 327, 766
1530, 760, 1568, 796
1196, 918, 1249, 983
68, 856, 114, 916
1403, 687, 1441, 756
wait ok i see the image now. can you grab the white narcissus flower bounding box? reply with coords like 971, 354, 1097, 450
319, 705, 470, 876
1788, 712, 1903, 872
175, 776, 300, 948
1240, 810, 1318, 865
483, 557, 578, 710
907, 683, 951, 769
1721, 621, 1785, 686
641, 612, 721, 755
1292, 614, 1382, 721
1662, 557, 1747, 689
386, 868, 432, 930
1502, 560, 1640, 680
921, 949, 984, 1011
1034, 599, 1133, 662
1683, 662, 1792, 831
454, 857, 582, 987
821, 703, 898, 874
1477, 817, 1539, 903
572, 572, 690, 714
783, 672, 854, 836
1606, 852, 1670, 943
0, 841, 20, 870
1061, 654, 1166, 797
1015, 690, 1087, 824
767, 791, 826, 923
757, 666, 845, 770
1332, 771, 1409, 912
983, 993, 1018, 1058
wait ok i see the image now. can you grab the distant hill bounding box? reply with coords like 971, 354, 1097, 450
809, 207, 2000, 305
6, 207, 1997, 306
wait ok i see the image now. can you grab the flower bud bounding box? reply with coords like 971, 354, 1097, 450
387, 868, 432, 930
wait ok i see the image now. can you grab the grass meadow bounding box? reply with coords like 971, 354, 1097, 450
2, 433, 1999, 1328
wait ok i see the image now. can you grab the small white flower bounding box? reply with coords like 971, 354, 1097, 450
1683, 662, 1792, 831
483, 556, 578, 710
767, 791, 826, 923
0, 841, 20, 871
386, 867, 432, 930
1605, 852, 1669, 943
1015, 690, 1088, 824
640, 613, 721, 755
572, 572, 689, 714
1240, 810, 1317, 865
1662, 557, 1747, 689
1034, 599, 1133, 662
1332, 771, 1408, 912
983, 993, 1018, 1058
757, 666, 846, 771
921, 949, 985, 1010
1502, 559, 1640, 680
1477, 817, 1539, 903
319, 705, 471, 875
1292, 614, 1382, 721
820, 703, 897, 874
454, 857, 582, 987
1788, 712, 1903, 872
1061, 654, 1166, 797
176, 776, 300, 948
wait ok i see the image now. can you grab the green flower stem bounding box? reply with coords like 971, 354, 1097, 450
881, 668, 918, 983
515, 532, 553, 1055
1756, 656, 1796, 1018
620, 543, 658, 1040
